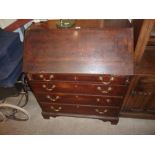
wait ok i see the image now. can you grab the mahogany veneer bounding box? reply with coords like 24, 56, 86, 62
23, 20, 133, 124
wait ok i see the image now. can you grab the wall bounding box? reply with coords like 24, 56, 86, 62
0, 19, 17, 28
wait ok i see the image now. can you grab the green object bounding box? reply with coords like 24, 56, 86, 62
56, 20, 75, 28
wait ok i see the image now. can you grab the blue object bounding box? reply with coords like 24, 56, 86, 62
0, 60, 22, 87
0, 28, 23, 87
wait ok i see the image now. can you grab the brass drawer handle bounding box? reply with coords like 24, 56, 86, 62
106, 99, 111, 103
95, 109, 108, 114
39, 74, 54, 81
97, 86, 112, 94
50, 106, 62, 112
46, 95, 60, 102
42, 84, 56, 91
99, 76, 114, 85
99, 76, 103, 81
96, 98, 100, 102
96, 98, 111, 103
102, 81, 111, 85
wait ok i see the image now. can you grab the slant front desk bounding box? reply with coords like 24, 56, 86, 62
23, 20, 133, 124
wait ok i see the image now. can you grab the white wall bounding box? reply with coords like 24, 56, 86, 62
0, 19, 17, 28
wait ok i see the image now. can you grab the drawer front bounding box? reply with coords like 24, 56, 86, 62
35, 93, 123, 107
28, 73, 130, 85
40, 104, 120, 117
30, 81, 127, 96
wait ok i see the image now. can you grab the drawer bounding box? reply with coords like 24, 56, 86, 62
35, 93, 123, 107
30, 81, 127, 96
40, 104, 120, 117
27, 73, 131, 85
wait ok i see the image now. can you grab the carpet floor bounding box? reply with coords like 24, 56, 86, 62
0, 92, 155, 135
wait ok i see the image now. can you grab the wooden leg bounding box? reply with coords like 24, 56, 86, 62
42, 112, 58, 119
42, 113, 50, 119
101, 118, 119, 125
50, 114, 57, 118
110, 119, 119, 125
101, 119, 107, 123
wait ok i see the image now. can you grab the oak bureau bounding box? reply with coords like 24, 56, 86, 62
23, 20, 133, 124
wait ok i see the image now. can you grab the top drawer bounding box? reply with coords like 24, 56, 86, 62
27, 73, 131, 85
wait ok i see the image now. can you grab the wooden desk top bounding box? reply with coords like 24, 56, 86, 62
23, 20, 133, 75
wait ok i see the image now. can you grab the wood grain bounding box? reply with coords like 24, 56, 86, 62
134, 19, 154, 64
23, 20, 133, 124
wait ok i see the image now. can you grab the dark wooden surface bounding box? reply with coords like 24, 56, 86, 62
121, 75, 155, 118
135, 28, 155, 75
23, 20, 133, 75
30, 19, 132, 29
23, 20, 134, 124
34, 92, 123, 107
134, 20, 155, 65
135, 49, 155, 75
41, 111, 119, 124
29, 81, 128, 96
121, 20, 155, 120
131, 19, 144, 49
28, 73, 131, 85
134, 20, 155, 75
40, 103, 120, 117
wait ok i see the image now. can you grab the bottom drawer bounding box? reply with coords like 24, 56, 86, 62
40, 103, 120, 117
